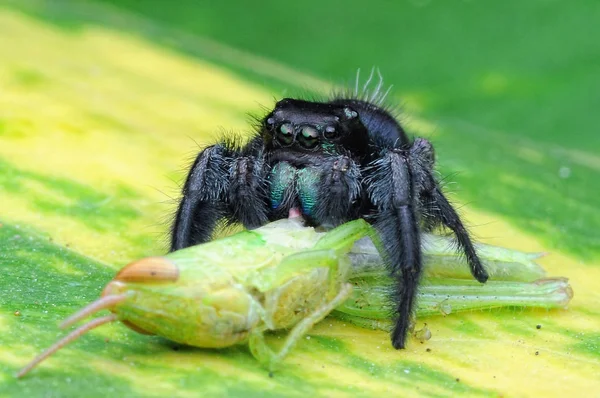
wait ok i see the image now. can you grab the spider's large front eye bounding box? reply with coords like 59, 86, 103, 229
276, 123, 294, 145
265, 116, 275, 129
298, 126, 319, 149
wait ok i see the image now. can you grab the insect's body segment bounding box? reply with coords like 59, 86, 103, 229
17, 218, 373, 377
107, 222, 348, 349
103, 265, 261, 348
171, 87, 489, 349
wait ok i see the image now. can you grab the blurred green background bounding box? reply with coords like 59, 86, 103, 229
2, 1, 599, 396
13, 0, 599, 260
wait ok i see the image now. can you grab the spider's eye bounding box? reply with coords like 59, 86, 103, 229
298, 126, 319, 149
265, 117, 275, 128
343, 107, 358, 119
324, 125, 337, 139
276, 123, 294, 145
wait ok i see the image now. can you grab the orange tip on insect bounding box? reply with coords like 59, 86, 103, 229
114, 257, 179, 283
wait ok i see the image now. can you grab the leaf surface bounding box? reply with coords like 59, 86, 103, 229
1, 2, 598, 397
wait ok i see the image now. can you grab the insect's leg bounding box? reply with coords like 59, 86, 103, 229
251, 219, 373, 295
313, 218, 374, 253
331, 311, 391, 331
410, 138, 488, 283
366, 149, 422, 349
251, 249, 340, 299
296, 155, 361, 227
249, 283, 353, 371
248, 248, 347, 368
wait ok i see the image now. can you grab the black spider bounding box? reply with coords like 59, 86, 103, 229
170, 73, 488, 349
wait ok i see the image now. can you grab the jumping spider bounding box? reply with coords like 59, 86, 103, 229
170, 72, 488, 349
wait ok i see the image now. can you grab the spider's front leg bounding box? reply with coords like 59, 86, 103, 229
171, 138, 269, 251
366, 148, 423, 349
368, 138, 489, 349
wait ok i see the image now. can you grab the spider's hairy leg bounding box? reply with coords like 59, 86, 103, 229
429, 189, 488, 282
296, 155, 362, 228
366, 149, 422, 349
171, 137, 267, 251
431, 186, 489, 283
171, 144, 229, 251
411, 138, 489, 283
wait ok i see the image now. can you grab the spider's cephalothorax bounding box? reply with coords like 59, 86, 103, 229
170, 92, 489, 349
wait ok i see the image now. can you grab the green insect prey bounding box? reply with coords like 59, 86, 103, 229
17, 218, 572, 378
17, 218, 375, 377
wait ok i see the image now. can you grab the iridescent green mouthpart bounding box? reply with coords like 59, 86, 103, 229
268, 163, 322, 217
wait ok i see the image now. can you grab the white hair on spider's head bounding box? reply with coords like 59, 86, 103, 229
353, 67, 394, 106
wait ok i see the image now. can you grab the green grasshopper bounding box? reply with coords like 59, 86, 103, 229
17, 218, 375, 377
17, 218, 572, 377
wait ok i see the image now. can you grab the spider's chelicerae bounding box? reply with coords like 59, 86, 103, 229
170, 72, 489, 349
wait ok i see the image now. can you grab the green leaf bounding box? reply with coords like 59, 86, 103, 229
1, 1, 599, 396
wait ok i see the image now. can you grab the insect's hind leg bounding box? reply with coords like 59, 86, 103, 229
313, 218, 375, 254
250, 219, 374, 296
247, 220, 374, 370
250, 249, 342, 298
248, 283, 353, 372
